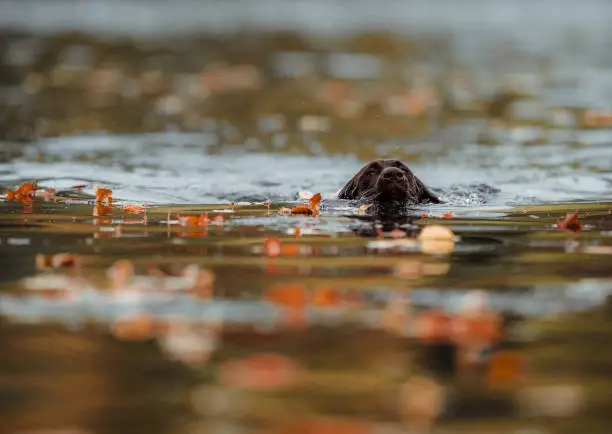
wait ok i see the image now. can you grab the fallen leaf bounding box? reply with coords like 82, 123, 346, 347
5, 181, 38, 203
177, 214, 210, 227
95, 187, 113, 204
290, 204, 315, 215
443, 212, 453, 219
312, 287, 342, 307
264, 238, 282, 257
93, 203, 113, 216
265, 283, 309, 309
309, 193, 322, 210
16, 181, 38, 196
557, 211, 581, 233
486, 350, 525, 387
290, 192, 322, 216
123, 204, 147, 214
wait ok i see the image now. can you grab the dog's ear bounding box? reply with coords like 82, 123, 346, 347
416, 178, 442, 204
337, 174, 360, 199
337, 163, 373, 199
398, 161, 442, 204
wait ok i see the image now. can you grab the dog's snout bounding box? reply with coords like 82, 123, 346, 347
381, 167, 404, 181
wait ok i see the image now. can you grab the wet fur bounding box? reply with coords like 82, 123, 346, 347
338, 159, 441, 206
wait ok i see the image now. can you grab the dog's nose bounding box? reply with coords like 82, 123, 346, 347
381, 167, 404, 181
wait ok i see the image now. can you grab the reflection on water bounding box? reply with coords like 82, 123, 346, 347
2, 1, 612, 433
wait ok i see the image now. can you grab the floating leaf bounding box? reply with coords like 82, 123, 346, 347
123, 203, 147, 214
93, 203, 113, 216
95, 187, 113, 204
556, 211, 581, 233
290, 204, 315, 215
5, 181, 38, 204
265, 283, 308, 309
288, 192, 322, 217
264, 238, 282, 257
177, 214, 211, 227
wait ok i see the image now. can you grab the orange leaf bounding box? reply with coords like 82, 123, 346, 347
265, 284, 309, 309
96, 187, 113, 204
309, 192, 322, 210
6, 181, 38, 203
557, 211, 581, 233
290, 205, 315, 216
177, 215, 201, 227
486, 350, 525, 387
123, 204, 146, 214
288, 192, 322, 217
264, 238, 282, 257
280, 243, 300, 256
443, 212, 453, 219
312, 287, 342, 307
94, 203, 113, 216
15, 181, 38, 196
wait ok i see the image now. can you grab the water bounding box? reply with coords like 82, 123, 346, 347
2, 1, 612, 433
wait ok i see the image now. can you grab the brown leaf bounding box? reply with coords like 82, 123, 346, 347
557, 211, 581, 233
290, 204, 315, 215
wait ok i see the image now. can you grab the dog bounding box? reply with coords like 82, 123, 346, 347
337, 159, 441, 206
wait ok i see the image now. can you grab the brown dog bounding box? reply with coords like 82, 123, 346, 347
337, 159, 441, 205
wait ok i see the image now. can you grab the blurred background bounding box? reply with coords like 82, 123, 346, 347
2, 0, 612, 145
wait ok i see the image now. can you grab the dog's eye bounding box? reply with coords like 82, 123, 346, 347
367, 168, 377, 176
